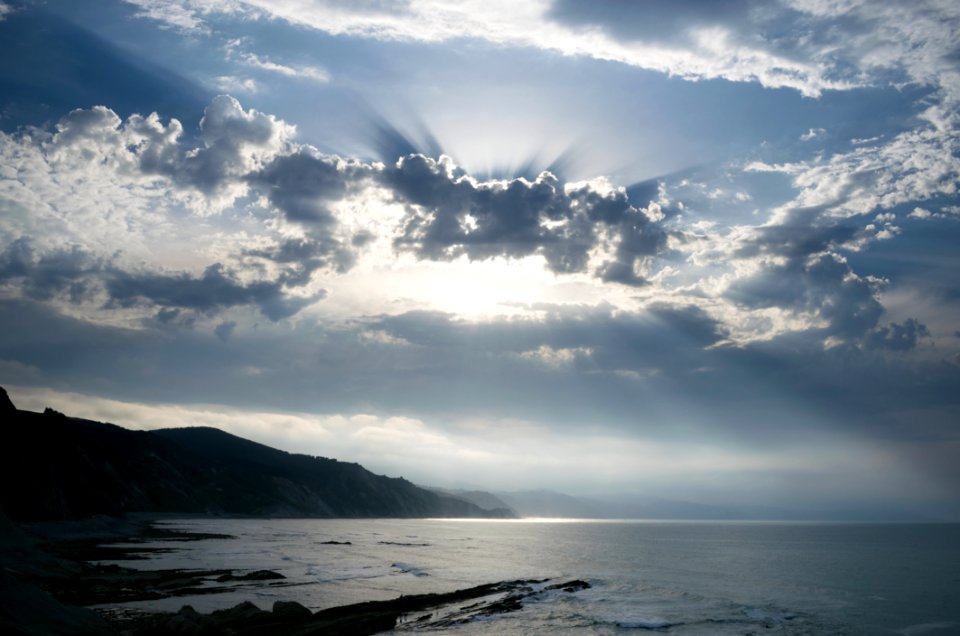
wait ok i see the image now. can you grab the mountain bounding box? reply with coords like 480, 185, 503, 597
495, 490, 603, 518
424, 487, 516, 517
493, 489, 928, 522
0, 388, 510, 521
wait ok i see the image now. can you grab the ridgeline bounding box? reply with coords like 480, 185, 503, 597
0, 387, 512, 521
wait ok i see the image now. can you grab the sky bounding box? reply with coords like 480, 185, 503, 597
1, 0, 958, 520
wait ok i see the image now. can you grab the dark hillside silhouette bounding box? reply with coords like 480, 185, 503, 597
0, 388, 511, 521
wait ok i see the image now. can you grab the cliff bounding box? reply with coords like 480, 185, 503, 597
0, 388, 510, 521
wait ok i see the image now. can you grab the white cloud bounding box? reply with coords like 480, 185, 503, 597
214, 75, 259, 93
121, 0, 875, 97
0, 90, 948, 350
851, 134, 884, 145
123, 0, 960, 105
743, 161, 803, 174
125, 0, 223, 33
239, 51, 330, 83
782, 123, 960, 219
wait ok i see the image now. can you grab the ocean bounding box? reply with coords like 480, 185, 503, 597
95, 518, 960, 634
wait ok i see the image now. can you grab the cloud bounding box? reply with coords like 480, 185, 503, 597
386, 155, 668, 278
800, 127, 825, 141
5, 91, 951, 358
865, 318, 931, 351
1, 291, 958, 514
233, 49, 330, 83
0, 96, 676, 340
124, 0, 222, 33
122, 0, 861, 96
214, 76, 259, 93
214, 320, 237, 341
0, 236, 323, 322
106, 262, 325, 321
371, 301, 727, 379
0, 98, 344, 323
0, 238, 102, 303
118, 0, 959, 104
4, 90, 953, 364
547, 0, 756, 46
179, 95, 295, 195
31, 96, 295, 204
249, 147, 372, 225
726, 251, 885, 339
782, 124, 960, 220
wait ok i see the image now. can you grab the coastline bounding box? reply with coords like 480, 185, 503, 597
1, 514, 589, 634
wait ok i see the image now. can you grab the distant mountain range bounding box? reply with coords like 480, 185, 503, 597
432, 488, 927, 523
0, 388, 512, 521
1, 387, 924, 523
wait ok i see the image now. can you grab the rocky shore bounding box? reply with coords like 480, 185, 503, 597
0, 514, 590, 634
106, 578, 591, 635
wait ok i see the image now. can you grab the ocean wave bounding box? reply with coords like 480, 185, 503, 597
392, 562, 429, 577
898, 622, 960, 635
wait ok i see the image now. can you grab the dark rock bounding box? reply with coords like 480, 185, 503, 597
43, 406, 66, 419
163, 605, 203, 633
215, 569, 285, 582
0, 569, 112, 635
92, 577, 593, 635
272, 600, 311, 619
0, 386, 15, 414
210, 600, 266, 622
546, 579, 591, 592
319, 540, 352, 545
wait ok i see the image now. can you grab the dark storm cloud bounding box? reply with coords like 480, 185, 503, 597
865, 318, 931, 351
0, 237, 320, 321
0, 298, 729, 426
371, 302, 726, 372
34, 99, 677, 287
249, 149, 370, 225
245, 147, 378, 274
734, 222, 859, 260
720, 201, 915, 344
359, 305, 957, 446
245, 237, 353, 284
726, 252, 886, 338
547, 0, 758, 45
0, 238, 101, 303
385, 154, 668, 278
214, 320, 237, 342
105, 263, 323, 321
2, 296, 958, 456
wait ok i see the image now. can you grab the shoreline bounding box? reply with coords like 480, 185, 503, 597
1, 514, 590, 634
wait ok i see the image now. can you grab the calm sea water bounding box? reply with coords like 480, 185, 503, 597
98, 519, 960, 635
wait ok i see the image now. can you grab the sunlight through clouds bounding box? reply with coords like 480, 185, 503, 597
1, 0, 959, 519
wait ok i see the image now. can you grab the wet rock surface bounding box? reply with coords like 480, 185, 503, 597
113, 578, 592, 635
